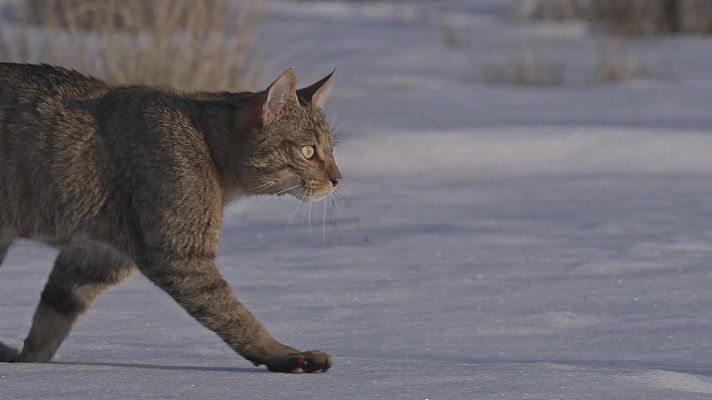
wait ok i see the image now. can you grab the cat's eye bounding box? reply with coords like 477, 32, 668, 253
301, 145, 315, 159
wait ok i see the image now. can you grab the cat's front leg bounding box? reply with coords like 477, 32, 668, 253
137, 252, 331, 373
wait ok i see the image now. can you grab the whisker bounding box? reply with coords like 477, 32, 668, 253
328, 193, 344, 244
330, 187, 368, 244
253, 183, 274, 190
258, 183, 301, 206
307, 194, 313, 243
300, 189, 311, 228
332, 120, 349, 136
322, 195, 327, 244
272, 183, 300, 196
328, 107, 338, 131
331, 191, 342, 219
240, 161, 269, 169
329, 193, 338, 221
286, 187, 306, 229
248, 181, 276, 192
283, 188, 299, 209
333, 187, 347, 201
328, 193, 337, 220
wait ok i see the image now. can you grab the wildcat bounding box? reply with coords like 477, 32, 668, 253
0, 63, 341, 373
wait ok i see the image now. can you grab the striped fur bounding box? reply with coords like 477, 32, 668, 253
0, 63, 338, 373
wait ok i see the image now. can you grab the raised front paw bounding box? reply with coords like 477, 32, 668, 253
264, 350, 332, 373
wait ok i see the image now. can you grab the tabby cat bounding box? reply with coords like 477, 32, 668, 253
0, 63, 340, 373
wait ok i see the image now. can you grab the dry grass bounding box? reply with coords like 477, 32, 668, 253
484, 47, 565, 87
513, 0, 712, 35
440, 23, 470, 48
505, 1, 663, 85
593, 37, 658, 83
0, 0, 264, 91
483, 39, 657, 86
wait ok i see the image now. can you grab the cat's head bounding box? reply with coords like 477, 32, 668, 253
237, 68, 341, 202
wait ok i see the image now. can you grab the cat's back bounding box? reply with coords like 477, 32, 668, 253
0, 63, 109, 146
0, 63, 219, 241
0, 63, 108, 105
0, 64, 113, 236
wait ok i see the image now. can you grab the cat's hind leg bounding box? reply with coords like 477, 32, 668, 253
0, 233, 13, 266
0, 233, 18, 361
11, 243, 135, 363
0, 342, 18, 362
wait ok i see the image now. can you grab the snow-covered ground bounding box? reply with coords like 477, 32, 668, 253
3, 1, 712, 398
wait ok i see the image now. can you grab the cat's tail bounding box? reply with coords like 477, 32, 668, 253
0, 341, 19, 362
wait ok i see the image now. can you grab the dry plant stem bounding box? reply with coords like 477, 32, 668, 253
514, 0, 712, 35
485, 46, 565, 87
0, 0, 264, 91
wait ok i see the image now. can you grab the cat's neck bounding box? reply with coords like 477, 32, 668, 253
190, 91, 256, 201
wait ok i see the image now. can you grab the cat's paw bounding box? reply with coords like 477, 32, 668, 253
264, 350, 332, 373
0, 342, 19, 362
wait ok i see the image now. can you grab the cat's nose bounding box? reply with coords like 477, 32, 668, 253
327, 160, 342, 187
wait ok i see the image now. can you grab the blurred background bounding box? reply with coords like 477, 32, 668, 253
2, 0, 711, 129
2, 1, 712, 399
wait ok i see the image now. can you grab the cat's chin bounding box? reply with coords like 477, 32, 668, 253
293, 190, 330, 202
309, 193, 329, 202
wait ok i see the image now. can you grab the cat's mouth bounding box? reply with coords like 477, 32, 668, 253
270, 180, 332, 202
276, 183, 331, 202
294, 187, 331, 202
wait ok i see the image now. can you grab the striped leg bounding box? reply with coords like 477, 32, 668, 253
13, 244, 134, 362
0, 234, 12, 266
0, 234, 17, 361
137, 252, 331, 373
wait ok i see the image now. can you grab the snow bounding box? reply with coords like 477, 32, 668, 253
3, 0, 712, 399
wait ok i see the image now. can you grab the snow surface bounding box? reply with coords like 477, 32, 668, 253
3, 0, 712, 399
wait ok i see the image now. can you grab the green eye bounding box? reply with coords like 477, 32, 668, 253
301, 145, 315, 159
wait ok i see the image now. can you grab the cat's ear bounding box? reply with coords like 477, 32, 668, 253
264, 68, 298, 118
247, 68, 298, 126
297, 69, 335, 109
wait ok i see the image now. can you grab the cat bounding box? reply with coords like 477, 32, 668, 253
0, 63, 341, 373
